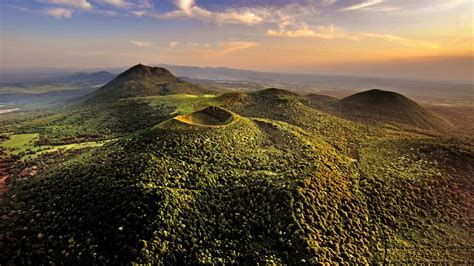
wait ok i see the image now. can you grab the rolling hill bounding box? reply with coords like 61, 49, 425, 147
1, 65, 472, 264
217, 88, 368, 153
86, 64, 207, 102
337, 89, 451, 130
1, 104, 377, 264
4, 65, 213, 144
322, 89, 452, 131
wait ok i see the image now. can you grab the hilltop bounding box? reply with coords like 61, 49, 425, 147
87, 64, 207, 102
218, 88, 366, 153
251, 88, 301, 99
158, 106, 236, 129
330, 89, 451, 131
8, 65, 212, 143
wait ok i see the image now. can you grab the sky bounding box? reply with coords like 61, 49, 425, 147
1, 0, 473, 82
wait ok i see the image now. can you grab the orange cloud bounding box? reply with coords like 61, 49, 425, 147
45, 7, 73, 18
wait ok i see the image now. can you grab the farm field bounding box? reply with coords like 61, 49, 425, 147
0, 133, 106, 160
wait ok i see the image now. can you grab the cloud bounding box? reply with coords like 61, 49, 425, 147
131, 10, 146, 16
215, 9, 263, 25
92, 9, 120, 16
340, 0, 383, 11
185, 41, 257, 56
45, 0, 92, 10
153, 0, 264, 25
266, 24, 439, 49
320, 0, 337, 6
2, 4, 37, 13
186, 42, 204, 47
129, 40, 152, 47
362, 6, 399, 11
145, 0, 339, 28
137, 0, 152, 9
169, 41, 179, 48
45, 7, 73, 18
100, 0, 132, 8
212, 41, 258, 56
98, 0, 152, 9
261, 3, 323, 34
267, 25, 359, 40
361, 33, 440, 49
175, 0, 194, 15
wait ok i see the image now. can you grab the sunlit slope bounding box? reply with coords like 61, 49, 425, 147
86, 64, 208, 102
335, 89, 452, 131
5, 66, 212, 144
158, 106, 236, 129
218, 88, 372, 152
357, 137, 473, 262
1, 87, 472, 264
1, 110, 377, 264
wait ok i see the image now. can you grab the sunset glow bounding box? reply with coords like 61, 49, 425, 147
1, 0, 473, 82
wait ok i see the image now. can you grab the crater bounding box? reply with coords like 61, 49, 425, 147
173, 106, 235, 127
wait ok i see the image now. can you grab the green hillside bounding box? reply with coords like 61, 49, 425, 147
1, 69, 472, 264
2, 66, 215, 145
218, 88, 372, 153
87, 64, 207, 102
158, 106, 236, 129
1, 108, 377, 264
335, 89, 452, 131
305, 93, 338, 110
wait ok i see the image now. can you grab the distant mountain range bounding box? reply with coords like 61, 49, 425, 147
0, 71, 115, 86
154, 64, 474, 100
56, 71, 115, 84
0, 71, 116, 105
2, 64, 472, 101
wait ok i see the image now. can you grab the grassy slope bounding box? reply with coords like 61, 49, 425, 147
1, 93, 217, 145
0, 133, 106, 160
218, 89, 375, 153
86, 65, 208, 103
0, 99, 176, 145
333, 90, 451, 132
357, 137, 473, 262
0, 88, 472, 264
1, 113, 376, 264
1, 134, 39, 152
144, 94, 217, 115
217, 89, 473, 261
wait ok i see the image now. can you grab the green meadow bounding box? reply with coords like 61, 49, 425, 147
0, 133, 105, 160
144, 94, 218, 114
